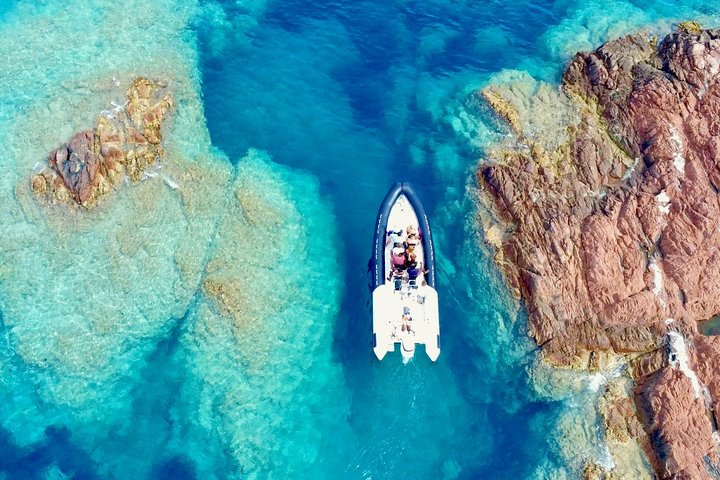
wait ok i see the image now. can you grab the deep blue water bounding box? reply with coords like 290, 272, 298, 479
199, 0, 567, 478
1, 0, 719, 478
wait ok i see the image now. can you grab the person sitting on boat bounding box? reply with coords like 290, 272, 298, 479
401, 311, 413, 333
407, 224, 421, 238
391, 245, 406, 270
387, 244, 406, 281
389, 267, 404, 287
406, 253, 421, 280
406, 227, 420, 249
386, 229, 405, 247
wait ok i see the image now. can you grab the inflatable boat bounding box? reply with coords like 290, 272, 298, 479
371, 182, 440, 362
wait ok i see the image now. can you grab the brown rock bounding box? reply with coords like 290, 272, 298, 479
629, 348, 667, 382
481, 88, 521, 134
32, 77, 174, 208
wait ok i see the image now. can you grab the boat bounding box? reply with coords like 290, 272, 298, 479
371, 182, 440, 362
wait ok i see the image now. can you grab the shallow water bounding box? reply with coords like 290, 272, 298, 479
1, 0, 719, 478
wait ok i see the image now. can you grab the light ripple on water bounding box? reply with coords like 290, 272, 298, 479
0, 0, 720, 478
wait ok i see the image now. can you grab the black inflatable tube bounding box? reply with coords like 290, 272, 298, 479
371, 182, 402, 290
371, 182, 435, 290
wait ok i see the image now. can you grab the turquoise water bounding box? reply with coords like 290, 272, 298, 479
0, 0, 719, 478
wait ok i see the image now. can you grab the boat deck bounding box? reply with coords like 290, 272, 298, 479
376, 283, 437, 358
383, 194, 426, 287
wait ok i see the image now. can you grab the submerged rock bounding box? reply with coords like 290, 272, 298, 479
177, 151, 350, 478
31, 77, 174, 207
478, 26, 720, 479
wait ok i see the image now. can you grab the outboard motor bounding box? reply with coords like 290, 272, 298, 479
401, 335, 415, 363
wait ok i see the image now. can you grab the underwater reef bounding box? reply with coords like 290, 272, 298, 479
479, 24, 720, 479
0, 1, 348, 478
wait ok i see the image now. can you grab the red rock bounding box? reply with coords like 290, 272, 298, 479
48, 130, 99, 204
635, 363, 716, 479
479, 27, 720, 478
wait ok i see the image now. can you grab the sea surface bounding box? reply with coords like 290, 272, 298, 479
0, 0, 719, 479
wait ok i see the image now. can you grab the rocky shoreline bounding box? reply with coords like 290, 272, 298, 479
478, 24, 720, 479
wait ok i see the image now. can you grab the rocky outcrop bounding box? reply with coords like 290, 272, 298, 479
31, 78, 174, 207
478, 27, 720, 479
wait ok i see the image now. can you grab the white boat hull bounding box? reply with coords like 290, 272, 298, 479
371, 184, 440, 362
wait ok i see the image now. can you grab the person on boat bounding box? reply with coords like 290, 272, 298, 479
406, 224, 421, 239
406, 253, 420, 280
387, 243, 407, 282
406, 225, 420, 250
391, 244, 406, 268
389, 268, 404, 288
401, 311, 413, 333
386, 229, 405, 247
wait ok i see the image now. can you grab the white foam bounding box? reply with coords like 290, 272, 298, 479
597, 442, 616, 470
161, 173, 180, 190
586, 365, 625, 393
656, 190, 670, 216
649, 259, 666, 307
100, 100, 128, 120
669, 126, 686, 176
667, 331, 702, 399
587, 372, 606, 392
